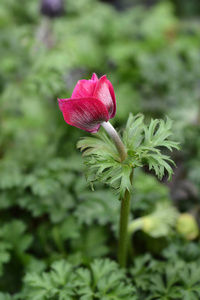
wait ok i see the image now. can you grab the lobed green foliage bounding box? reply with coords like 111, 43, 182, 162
78, 113, 180, 198
23, 259, 136, 300
0, 0, 200, 298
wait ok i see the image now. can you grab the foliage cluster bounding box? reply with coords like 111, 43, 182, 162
0, 0, 200, 298
78, 113, 180, 198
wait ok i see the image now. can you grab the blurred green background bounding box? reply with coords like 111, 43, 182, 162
1, 0, 200, 298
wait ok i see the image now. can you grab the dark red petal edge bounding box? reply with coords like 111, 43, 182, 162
93, 75, 116, 119
58, 97, 109, 133
105, 78, 116, 118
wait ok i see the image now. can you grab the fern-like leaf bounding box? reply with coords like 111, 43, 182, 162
24, 259, 136, 300
123, 114, 180, 180
77, 130, 133, 198
77, 114, 180, 198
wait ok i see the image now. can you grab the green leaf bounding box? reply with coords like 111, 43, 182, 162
0, 293, 17, 300
24, 259, 136, 300
142, 117, 180, 151
24, 260, 75, 300
123, 113, 180, 180
179, 263, 200, 299
1, 220, 33, 254
0, 242, 11, 276
78, 114, 180, 198
71, 226, 109, 261
77, 129, 133, 198
74, 190, 119, 227
123, 114, 145, 151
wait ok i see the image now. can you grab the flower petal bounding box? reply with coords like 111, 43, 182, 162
93, 75, 116, 118
71, 79, 97, 99
58, 97, 109, 132
91, 73, 98, 81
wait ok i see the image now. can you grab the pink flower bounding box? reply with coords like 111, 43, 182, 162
58, 73, 116, 133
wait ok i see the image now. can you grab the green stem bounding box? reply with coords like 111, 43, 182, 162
101, 121, 127, 162
101, 121, 132, 266
118, 170, 134, 267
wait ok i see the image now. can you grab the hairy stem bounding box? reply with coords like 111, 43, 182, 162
101, 121, 127, 162
101, 121, 131, 266
118, 170, 134, 267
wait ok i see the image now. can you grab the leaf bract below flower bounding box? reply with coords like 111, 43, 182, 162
77, 114, 180, 198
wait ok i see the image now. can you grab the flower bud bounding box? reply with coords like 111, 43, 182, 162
40, 0, 64, 18
176, 213, 199, 240
58, 73, 116, 133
